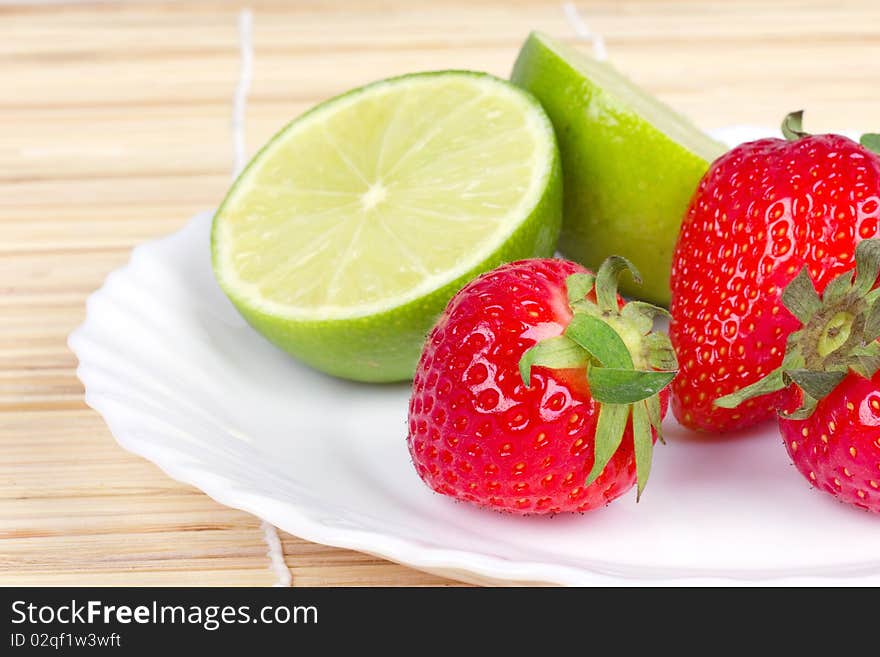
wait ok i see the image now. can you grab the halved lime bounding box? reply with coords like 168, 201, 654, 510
212, 71, 562, 382
511, 32, 725, 305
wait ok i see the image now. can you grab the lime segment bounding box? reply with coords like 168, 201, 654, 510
511, 32, 725, 305
212, 71, 562, 381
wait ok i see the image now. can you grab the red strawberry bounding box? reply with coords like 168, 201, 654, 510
717, 238, 880, 512
407, 256, 677, 514
670, 113, 880, 433
780, 373, 880, 513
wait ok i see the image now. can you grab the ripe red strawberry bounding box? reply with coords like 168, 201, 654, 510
407, 257, 677, 514
779, 373, 880, 513
717, 238, 880, 512
670, 113, 880, 433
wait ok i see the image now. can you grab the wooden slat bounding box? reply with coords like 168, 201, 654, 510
3, 0, 878, 586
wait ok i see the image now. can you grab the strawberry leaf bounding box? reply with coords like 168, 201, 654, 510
821, 269, 854, 305
715, 366, 788, 408
861, 133, 880, 155
645, 331, 678, 370
587, 366, 676, 404
565, 273, 595, 305
847, 343, 880, 380
852, 237, 880, 296
646, 395, 664, 444
621, 301, 670, 335
864, 296, 880, 342
518, 336, 590, 387
784, 369, 846, 400
781, 267, 822, 323
565, 313, 633, 369
632, 401, 653, 501
584, 402, 629, 488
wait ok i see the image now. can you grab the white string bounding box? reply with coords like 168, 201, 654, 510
261, 520, 292, 587
232, 8, 254, 178
230, 9, 292, 587
561, 2, 607, 61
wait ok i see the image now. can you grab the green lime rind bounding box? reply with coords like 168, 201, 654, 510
221, 166, 560, 382
511, 32, 726, 305
212, 71, 562, 382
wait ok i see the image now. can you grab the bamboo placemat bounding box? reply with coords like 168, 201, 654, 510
3, 0, 878, 585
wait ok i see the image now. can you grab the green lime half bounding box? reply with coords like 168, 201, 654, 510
212, 71, 562, 382
511, 32, 725, 305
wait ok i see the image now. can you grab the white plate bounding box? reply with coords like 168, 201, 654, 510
69, 127, 880, 586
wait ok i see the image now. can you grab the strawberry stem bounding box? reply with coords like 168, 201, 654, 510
595, 255, 640, 313
781, 110, 809, 141
817, 311, 855, 357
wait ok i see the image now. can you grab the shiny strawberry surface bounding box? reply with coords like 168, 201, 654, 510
671, 135, 880, 432
408, 259, 667, 514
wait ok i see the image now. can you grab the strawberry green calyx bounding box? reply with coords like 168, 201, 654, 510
716, 238, 880, 419
518, 256, 678, 499
782, 109, 880, 155
862, 134, 880, 155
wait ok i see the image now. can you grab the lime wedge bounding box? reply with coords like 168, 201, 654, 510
212, 71, 561, 382
511, 32, 725, 305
